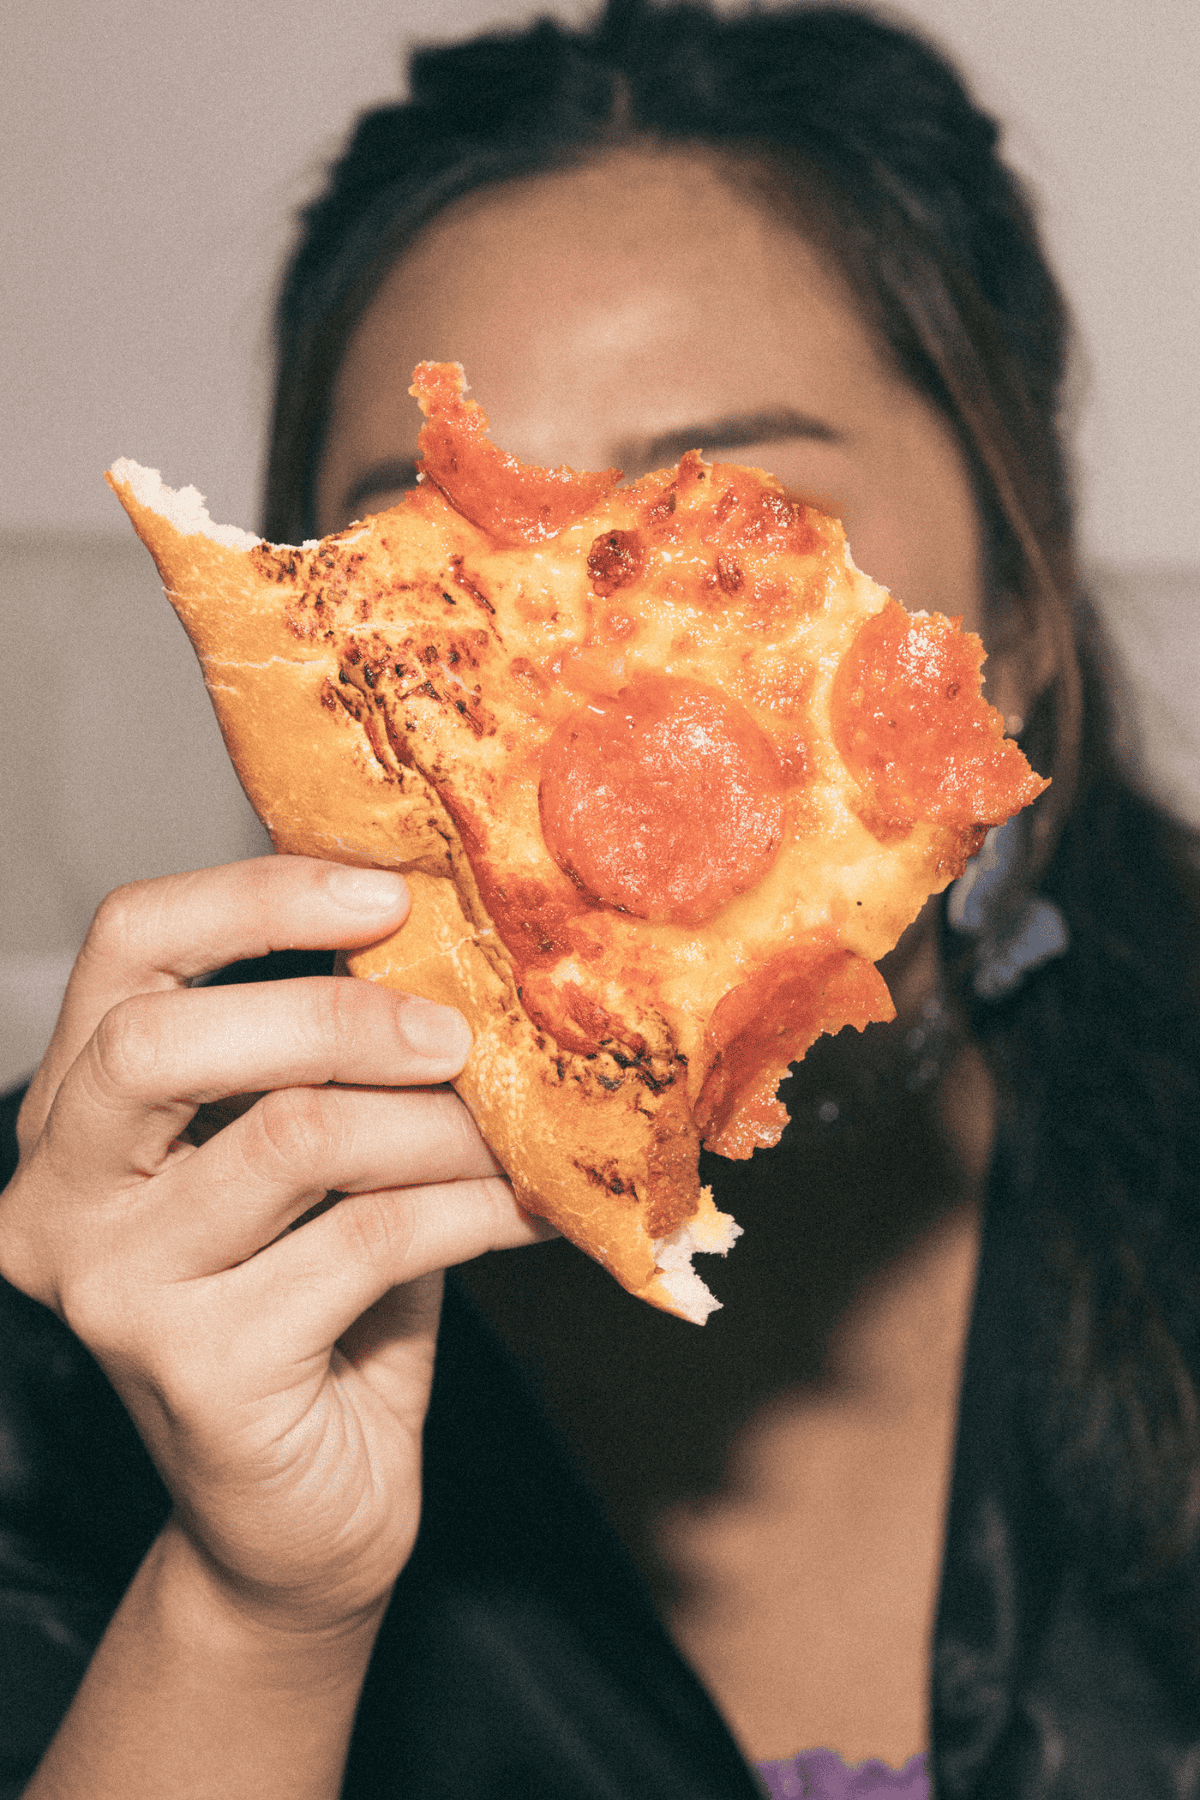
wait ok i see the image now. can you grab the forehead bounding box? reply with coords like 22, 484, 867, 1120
317, 144, 988, 641
320, 146, 905, 473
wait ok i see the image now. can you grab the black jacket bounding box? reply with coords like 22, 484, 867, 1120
3, 1066, 1199, 1798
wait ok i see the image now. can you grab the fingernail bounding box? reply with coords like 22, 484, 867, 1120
396, 997, 473, 1062
325, 865, 409, 912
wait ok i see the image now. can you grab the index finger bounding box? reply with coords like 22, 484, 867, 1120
23, 857, 410, 1147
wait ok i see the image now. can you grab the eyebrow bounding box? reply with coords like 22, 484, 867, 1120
339, 406, 840, 517
616, 407, 840, 473
342, 458, 421, 519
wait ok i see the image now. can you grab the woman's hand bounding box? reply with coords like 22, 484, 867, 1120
0, 854, 555, 1797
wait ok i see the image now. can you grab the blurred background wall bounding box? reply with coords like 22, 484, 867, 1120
3, 0, 1198, 1085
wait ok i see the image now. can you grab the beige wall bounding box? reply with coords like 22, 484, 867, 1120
3, 0, 1198, 560
1, 536, 268, 1086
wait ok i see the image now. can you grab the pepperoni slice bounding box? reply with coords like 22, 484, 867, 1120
412, 362, 620, 545
538, 676, 786, 926
830, 600, 1049, 825
696, 942, 895, 1158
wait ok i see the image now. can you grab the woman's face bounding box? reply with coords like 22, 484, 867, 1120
318, 147, 1026, 1031
316, 148, 988, 642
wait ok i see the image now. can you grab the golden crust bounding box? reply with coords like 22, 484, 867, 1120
348, 871, 690, 1298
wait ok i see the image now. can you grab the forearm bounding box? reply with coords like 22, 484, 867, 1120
24, 1518, 385, 1800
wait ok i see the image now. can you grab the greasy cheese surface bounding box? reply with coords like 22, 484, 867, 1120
317, 463, 894, 1054
231, 364, 1037, 1141
368, 370, 1014, 1101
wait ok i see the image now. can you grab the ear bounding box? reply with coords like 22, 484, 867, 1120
981, 590, 1059, 736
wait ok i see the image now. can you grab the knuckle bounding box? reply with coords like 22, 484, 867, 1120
305, 973, 372, 1047
88, 994, 167, 1097
295, 975, 433, 1084
336, 1188, 418, 1270
84, 881, 155, 962
252, 1083, 342, 1173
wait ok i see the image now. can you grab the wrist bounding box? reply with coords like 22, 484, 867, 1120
150, 1513, 391, 1685
26, 1515, 392, 1800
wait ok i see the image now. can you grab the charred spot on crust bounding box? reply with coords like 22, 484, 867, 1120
450, 556, 495, 615
716, 554, 744, 594
574, 1158, 638, 1201
267, 543, 369, 637
635, 1062, 678, 1094
643, 1092, 703, 1238
933, 820, 989, 879
250, 544, 300, 584
286, 589, 337, 642
587, 529, 645, 596
344, 629, 497, 742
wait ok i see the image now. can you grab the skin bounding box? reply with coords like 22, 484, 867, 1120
0, 148, 1054, 1789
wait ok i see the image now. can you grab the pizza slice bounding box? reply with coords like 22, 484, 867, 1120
107, 361, 1046, 1323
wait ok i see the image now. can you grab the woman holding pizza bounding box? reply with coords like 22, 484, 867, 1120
2, 2, 1199, 1795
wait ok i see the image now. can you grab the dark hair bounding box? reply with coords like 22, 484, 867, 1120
264, 0, 1200, 1646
